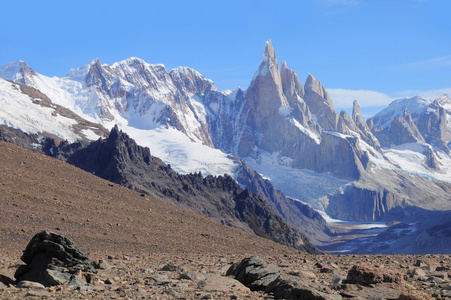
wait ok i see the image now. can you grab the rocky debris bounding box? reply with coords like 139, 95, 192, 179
226, 256, 280, 291
14, 230, 95, 287
1, 252, 451, 299
346, 264, 403, 286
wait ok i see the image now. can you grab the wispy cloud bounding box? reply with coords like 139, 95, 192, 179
327, 89, 393, 109
392, 56, 451, 71
328, 87, 451, 111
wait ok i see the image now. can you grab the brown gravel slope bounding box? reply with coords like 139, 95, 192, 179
0, 140, 298, 259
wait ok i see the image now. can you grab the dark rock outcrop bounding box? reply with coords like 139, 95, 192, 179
226, 256, 280, 291
14, 231, 94, 287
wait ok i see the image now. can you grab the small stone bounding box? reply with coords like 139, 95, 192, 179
92, 259, 112, 270
68, 276, 87, 288
161, 264, 183, 272
331, 275, 346, 285
16, 280, 45, 289
179, 272, 197, 280
197, 293, 214, 299
410, 267, 426, 277
140, 268, 153, 274
427, 276, 445, 283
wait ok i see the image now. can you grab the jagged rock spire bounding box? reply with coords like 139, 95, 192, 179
304, 74, 334, 110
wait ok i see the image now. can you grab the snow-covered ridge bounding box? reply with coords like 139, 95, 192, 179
371, 96, 432, 129
0, 78, 97, 142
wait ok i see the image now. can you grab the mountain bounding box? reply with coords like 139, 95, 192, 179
35, 125, 322, 253
1, 41, 451, 254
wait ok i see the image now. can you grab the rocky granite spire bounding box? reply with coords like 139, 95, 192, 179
304, 74, 339, 131
281, 61, 305, 105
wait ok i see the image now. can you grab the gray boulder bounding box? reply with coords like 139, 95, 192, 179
14, 230, 95, 286
226, 256, 280, 291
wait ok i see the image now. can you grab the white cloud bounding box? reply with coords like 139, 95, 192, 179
394, 88, 451, 100
327, 88, 393, 109
328, 87, 451, 110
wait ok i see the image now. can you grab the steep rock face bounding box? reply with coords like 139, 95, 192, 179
373, 108, 425, 147
326, 168, 451, 222
326, 185, 405, 222
304, 74, 339, 132
352, 100, 380, 149
53, 126, 320, 253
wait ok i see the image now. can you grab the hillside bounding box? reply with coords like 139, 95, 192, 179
0, 140, 299, 258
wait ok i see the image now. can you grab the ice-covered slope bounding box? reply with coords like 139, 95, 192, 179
0, 78, 106, 142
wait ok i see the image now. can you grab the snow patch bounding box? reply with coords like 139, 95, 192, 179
278, 105, 293, 117
290, 118, 321, 144
120, 125, 238, 177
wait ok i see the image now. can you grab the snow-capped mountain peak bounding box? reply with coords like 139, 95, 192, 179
0, 60, 38, 87
370, 96, 432, 130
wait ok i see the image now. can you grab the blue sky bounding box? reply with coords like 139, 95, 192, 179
1, 0, 450, 115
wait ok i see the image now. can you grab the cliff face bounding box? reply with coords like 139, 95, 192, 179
326, 186, 406, 222
325, 168, 451, 223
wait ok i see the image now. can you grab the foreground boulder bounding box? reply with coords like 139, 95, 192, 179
14, 231, 95, 286
226, 256, 280, 291
346, 264, 403, 286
